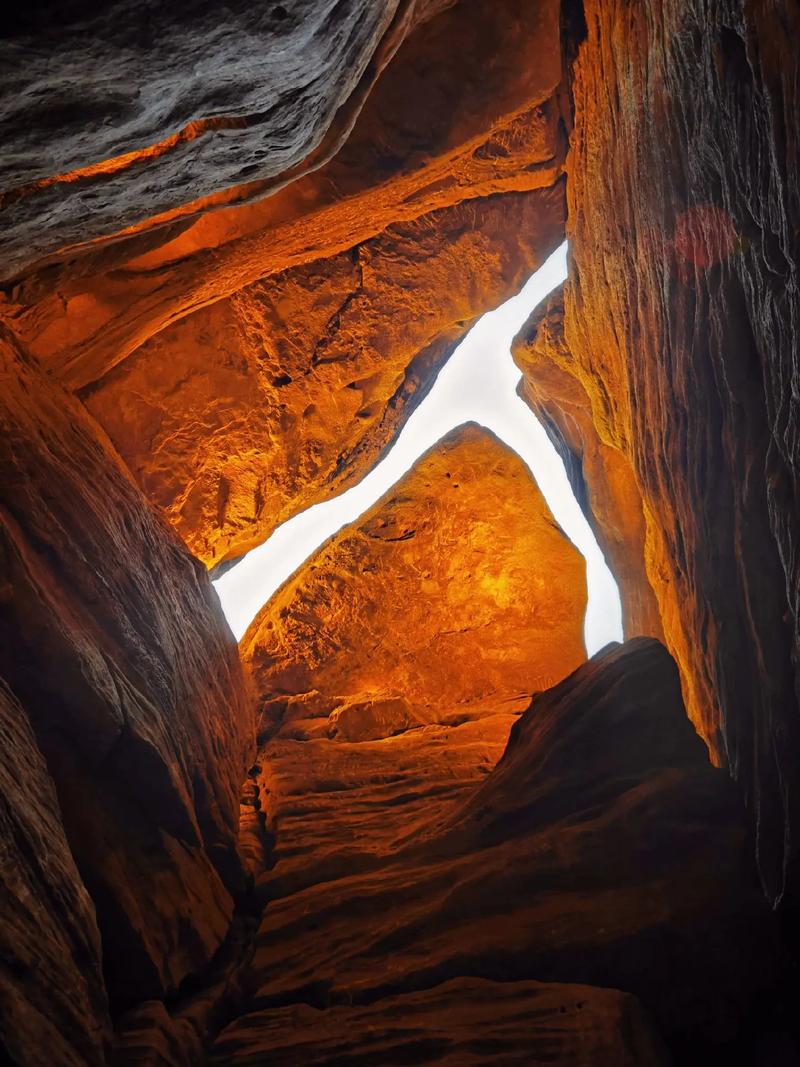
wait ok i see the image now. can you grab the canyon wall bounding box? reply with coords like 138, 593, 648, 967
0, 328, 254, 1021
554, 0, 800, 907
2, 0, 799, 1061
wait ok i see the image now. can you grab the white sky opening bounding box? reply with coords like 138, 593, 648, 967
214, 242, 623, 654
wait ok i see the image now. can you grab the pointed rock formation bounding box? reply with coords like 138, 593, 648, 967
242, 423, 587, 728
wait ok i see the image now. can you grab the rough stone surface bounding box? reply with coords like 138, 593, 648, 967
4, 0, 566, 391
214, 640, 776, 1063
563, 0, 800, 905
0, 327, 254, 1009
212, 978, 670, 1065
0, 679, 110, 1066
0, 0, 412, 278
83, 186, 566, 567
513, 285, 663, 640
242, 424, 587, 717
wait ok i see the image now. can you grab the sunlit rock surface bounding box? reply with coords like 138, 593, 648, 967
0, 329, 254, 1010
242, 423, 587, 720
563, 0, 800, 905
0, 680, 110, 1066
212, 640, 775, 1063
513, 285, 663, 641
83, 187, 565, 568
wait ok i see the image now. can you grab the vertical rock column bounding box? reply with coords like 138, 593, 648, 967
564, 0, 800, 904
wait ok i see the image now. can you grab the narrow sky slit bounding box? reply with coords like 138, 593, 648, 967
214, 242, 624, 653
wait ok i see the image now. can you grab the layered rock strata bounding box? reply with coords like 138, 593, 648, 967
560, 0, 800, 906
212, 640, 775, 1063
0, 328, 254, 1014
242, 424, 587, 719
3, 0, 567, 393
0, 680, 110, 1066
0, 0, 416, 277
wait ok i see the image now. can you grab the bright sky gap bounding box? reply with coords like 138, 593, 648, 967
214, 242, 623, 654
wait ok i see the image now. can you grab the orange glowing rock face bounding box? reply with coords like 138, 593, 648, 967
242, 423, 587, 727
512, 285, 663, 642
82, 186, 565, 569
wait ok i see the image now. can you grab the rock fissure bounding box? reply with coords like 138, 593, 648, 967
2, 1, 800, 1063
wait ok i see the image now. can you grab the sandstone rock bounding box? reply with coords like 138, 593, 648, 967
5, 0, 567, 392
83, 186, 566, 567
0, 679, 110, 1066
0, 0, 411, 278
255, 700, 525, 903
242, 423, 587, 715
0, 327, 254, 1008
212, 977, 670, 1065
562, 0, 800, 905
512, 285, 663, 640
236, 640, 776, 1058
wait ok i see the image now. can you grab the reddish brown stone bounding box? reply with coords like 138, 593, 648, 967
0, 680, 110, 1066
562, 0, 800, 904
0, 328, 254, 1007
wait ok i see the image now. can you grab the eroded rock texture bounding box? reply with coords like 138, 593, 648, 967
212, 979, 669, 1066
83, 186, 565, 567
0, 0, 413, 278
513, 285, 663, 640
0, 680, 110, 1066
242, 424, 587, 722
212, 640, 775, 1064
4, 0, 567, 391
0, 328, 254, 1010
561, 0, 800, 905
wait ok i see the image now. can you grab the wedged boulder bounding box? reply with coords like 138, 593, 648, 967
242, 423, 587, 719
212, 977, 669, 1066
0, 328, 254, 1008
83, 186, 565, 567
562, 0, 800, 906
238, 640, 776, 1059
0, 679, 110, 1066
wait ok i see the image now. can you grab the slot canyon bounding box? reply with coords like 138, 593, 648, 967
0, 1, 798, 1064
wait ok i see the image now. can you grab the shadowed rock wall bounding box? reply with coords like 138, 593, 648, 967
0, 680, 110, 1066
82, 186, 565, 568
0, 0, 419, 277
0, 328, 254, 1015
557, 0, 800, 906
